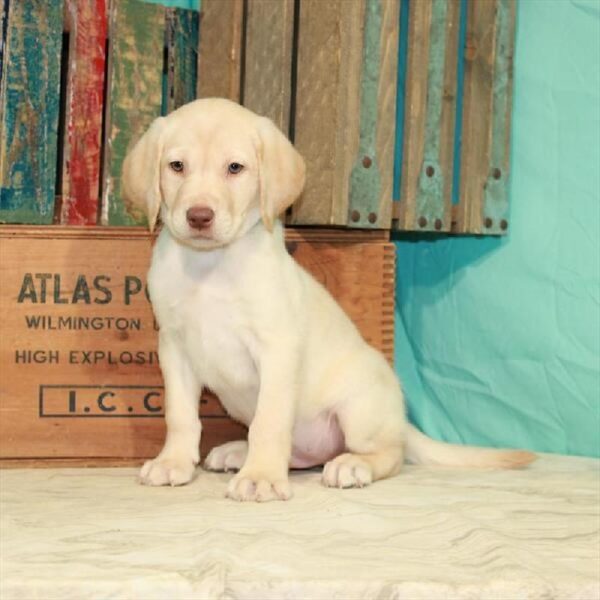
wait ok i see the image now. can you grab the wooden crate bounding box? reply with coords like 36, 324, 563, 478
198, 0, 517, 236
0, 226, 394, 467
392, 0, 517, 234
1, 0, 517, 236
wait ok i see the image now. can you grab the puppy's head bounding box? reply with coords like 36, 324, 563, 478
122, 98, 305, 249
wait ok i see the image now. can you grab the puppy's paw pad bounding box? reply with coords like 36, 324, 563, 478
139, 456, 196, 487
226, 472, 292, 502
322, 454, 373, 488
204, 441, 248, 472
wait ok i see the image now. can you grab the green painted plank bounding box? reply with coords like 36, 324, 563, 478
102, 0, 165, 226
347, 0, 399, 229
0, 0, 7, 88
0, 0, 63, 224
415, 0, 448, 231
394, 0, 458, 233
482, 0, 516, 234
348, 0, 382, 228
166, 7, 199, 113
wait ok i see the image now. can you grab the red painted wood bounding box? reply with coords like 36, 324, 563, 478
61, 0, 107, 225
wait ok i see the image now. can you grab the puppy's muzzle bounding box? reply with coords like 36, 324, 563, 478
186, 206, 214, 230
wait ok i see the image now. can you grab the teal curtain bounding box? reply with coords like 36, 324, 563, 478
394, 0, 600, 458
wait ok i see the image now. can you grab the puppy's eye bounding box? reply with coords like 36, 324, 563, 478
169, 161, 184, 173
228, 162, 244, 175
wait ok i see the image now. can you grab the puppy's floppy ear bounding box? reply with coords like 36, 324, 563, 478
121, 117, 166, 232
256, 117, 306, 231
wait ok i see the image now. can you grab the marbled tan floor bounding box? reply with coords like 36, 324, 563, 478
1, 454, 599, 599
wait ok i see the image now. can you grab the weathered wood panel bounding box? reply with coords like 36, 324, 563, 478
243, 0, 294, 133
0, 1, 63, 224
290, 0, 364, 226
395, 0, 459, 233
0, 226, 394, 462
197, 0, 244, 102
347, 0, 399, 230
166, 7, 199, 114
482, 0, 516, 235
101, 0, 164, 226
60, 0, 107, 226
0, 0, 7, 89
454, 0, 515, 235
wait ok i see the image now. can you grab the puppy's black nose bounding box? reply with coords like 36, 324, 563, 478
186, 206, 214, 230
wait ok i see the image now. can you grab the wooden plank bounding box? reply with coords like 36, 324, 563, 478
60, 0, 107, 226
0, 0, 7, 89
395, 0, 459, 232
290, 0, 364, 226
482, 0, 516, 235
396, 0, 430, 231
197, 0, 243, 102
0, 224, 391, 243
101, 0, 164, 226
347, 0, 399, 230
243, 0, 294, 132
454, 0, 515, 234
0, 0, 63, 224
0, 226, 394, 462
166, 7, 199, 114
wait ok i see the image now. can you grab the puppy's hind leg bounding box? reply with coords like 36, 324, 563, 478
322, 373, 406, 489
204, 440, 248, 472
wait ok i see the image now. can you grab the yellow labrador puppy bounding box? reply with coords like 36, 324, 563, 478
123, 98, 534, 502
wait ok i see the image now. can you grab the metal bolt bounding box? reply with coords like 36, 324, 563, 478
492, 168, 502, 180
484, 217, 493, 228
368, 212, 377, 224
362, 156, 372, 168
351, 210, 361, 222
418, 216, 427, 228
434, 218, 442, 231
426, 165, 435, 177
500, 219, 508, 230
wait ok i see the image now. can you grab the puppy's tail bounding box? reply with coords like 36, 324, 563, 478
404, 424, 536, 469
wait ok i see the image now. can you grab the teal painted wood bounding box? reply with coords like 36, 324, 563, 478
0, 0, 7, 91
349, 0, 382, 228
166, 7, 199, 114
451, 0, 468, 207
415, 0, 448, 231
0, 0, 63, 224
102, 0, 165, 226
392, 0, 410, 204
483, 0, 516, 234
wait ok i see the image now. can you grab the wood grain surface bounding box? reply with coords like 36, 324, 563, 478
166, 7, 199, 114
101, 0, 164, 226
0, 0, 63, 224
454, 0, 515, 235
60, 0, 107, 225
243, 0, 294, 133
0, 226, 394, 462
290, 0, 364, 226
197, 0, 244, 102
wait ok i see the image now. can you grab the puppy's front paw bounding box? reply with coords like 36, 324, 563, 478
226, 470, 292, 502
139, 455, 196, 487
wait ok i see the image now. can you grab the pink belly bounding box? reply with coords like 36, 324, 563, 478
290, 412, 345, 469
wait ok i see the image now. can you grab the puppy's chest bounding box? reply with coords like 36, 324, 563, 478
168, 282, 259, 397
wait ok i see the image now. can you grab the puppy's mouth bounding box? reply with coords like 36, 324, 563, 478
180, 228, 228, 250
188, 228, 214, 240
